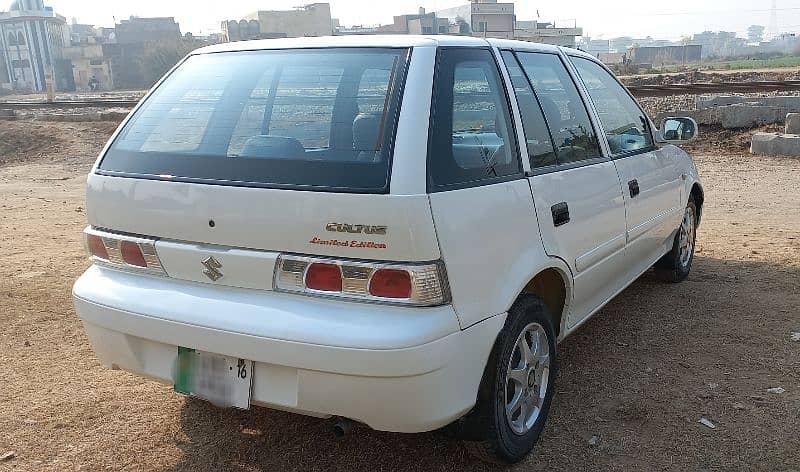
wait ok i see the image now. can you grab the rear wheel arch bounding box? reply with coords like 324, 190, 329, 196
448, 266, 569, 443
519, 267, 570, 338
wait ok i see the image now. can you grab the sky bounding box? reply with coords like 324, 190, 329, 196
41, 0, 800, 41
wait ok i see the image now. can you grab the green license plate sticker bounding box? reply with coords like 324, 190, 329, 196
174, 346, 195, 395
174, 346, 253, 409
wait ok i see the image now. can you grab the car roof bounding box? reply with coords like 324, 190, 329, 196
193, 35, 565, 55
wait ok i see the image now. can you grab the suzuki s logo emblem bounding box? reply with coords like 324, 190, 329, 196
201, 256, 223, 281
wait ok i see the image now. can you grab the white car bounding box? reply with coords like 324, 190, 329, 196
73, 36, 703, 463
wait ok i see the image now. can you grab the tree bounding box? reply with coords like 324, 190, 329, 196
748, 25, 765, 44
136, 39, 203, 87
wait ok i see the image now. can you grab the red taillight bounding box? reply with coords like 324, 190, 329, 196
305, 263, 343, 292
120, 241, 147, 267
86, 234, 109, 260
275, 255, 449, 306
83, 228, 165, 275
369, 269, 412, 299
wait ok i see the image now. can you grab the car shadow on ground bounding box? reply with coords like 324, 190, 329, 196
170, 256, 799, 472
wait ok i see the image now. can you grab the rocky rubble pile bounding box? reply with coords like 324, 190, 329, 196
620, 69, 800, 87
640, 91, 800, 124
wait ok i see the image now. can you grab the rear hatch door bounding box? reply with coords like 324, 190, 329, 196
89, 46, 440, 288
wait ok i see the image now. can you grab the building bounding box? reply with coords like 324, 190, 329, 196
690, 31, 745, 58
375, 8, 427, 34
244, 3, 333, 38
581, 38, 611, 56
408, 15, 451, 35
61, 42, 112, 91
609, 36, 634, 53
515, 21, 582, 48
68, 20, 97, 44
436, 0, 515, 40
375, 7, 458, 35
221, 19, 261, 42
760, 33, 800, 55
0, 0, 68, 92
115, 16, 181, 44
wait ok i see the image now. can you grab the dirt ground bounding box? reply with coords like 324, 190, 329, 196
0, 120, 798, 471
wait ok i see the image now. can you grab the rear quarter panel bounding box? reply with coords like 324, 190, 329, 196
428, 179, 572, 329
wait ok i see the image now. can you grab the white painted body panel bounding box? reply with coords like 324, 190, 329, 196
74, 266, 502, 432
613, 148, 684, 277
387, 46, 435, 195
86, 174, 440, 262
73, 37, 703, 433
528, 163, 628, 327
155, 240, 279, 291
428, 179, 572, 329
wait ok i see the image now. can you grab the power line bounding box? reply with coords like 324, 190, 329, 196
636, 6, 800, 17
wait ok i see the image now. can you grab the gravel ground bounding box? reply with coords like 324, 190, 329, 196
0, 120, 798, 471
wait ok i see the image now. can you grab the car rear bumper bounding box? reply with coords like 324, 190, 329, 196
73, 266, 505, 433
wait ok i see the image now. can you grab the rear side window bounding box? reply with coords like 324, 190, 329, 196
500, 50, 557, 169
428, 48, 521, 190
514, 52, 601, 165
98, 48, 410, 193
571, 56, 653, 155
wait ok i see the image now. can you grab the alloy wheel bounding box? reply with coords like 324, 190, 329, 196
504, 322, 551, 435
678, 206, 696, 268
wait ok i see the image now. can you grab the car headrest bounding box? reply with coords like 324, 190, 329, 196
239, 135, 305, 159
538, 95, 563, 126
353, 113, 382, 151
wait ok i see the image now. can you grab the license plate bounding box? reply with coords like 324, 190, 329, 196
174, 347, 253, 409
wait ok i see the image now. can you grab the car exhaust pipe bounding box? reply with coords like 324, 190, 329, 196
332, 418, 353, 438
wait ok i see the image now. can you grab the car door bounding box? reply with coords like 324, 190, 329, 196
501, 49, 628, 328
570, 56, 684, 277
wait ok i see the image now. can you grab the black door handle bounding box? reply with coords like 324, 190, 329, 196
551, 202, 570, 227
628, 179, 640, 198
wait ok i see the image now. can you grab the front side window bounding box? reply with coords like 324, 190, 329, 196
515, 52, 601, 165
571, 56, 653, 155
98, 48, 409, 193
428, 48, 521, 190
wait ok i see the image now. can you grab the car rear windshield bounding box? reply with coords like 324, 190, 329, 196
98, 48, 410, 193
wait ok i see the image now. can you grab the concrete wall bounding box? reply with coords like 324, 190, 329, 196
628, 45, 702, 65
598, 52, 625, 64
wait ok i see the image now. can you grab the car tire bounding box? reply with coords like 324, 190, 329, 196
654, 197, 698, 283
457, 295, 558, 464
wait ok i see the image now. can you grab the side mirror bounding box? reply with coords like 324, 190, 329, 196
659, 117, 698, 144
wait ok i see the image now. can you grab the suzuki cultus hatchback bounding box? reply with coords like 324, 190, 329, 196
74, 36, 703, 463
